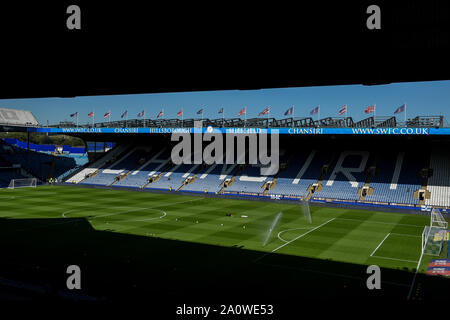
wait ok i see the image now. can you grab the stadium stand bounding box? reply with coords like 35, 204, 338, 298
66, 144, 129, 184
62, 140, 446, 209
426, 149, 450, 207
0, 139, 77, 182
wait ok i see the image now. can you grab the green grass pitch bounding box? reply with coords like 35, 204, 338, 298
0, 185, 444, 271
0, 185, 448, 299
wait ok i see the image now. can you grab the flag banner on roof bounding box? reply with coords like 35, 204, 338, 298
70, 112, 78, 118
218, 107, 224, 114
121, 110, 128, 119
310, 106, 320, 115
197, 109, 203, 115
365, 105, 375, 114
104, 110, 111, 118
258, 107, 270, 116
238, 107, 246, 116
157, 109, 164, 118
88, 112, 94, 118
177, 109, 183, 117
338, 105, 347, 115
284, 106, 294, 116
137, 110, 145, 118
394, 104, 406, 114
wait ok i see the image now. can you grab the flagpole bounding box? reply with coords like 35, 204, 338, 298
404, 103, 407, 126
293, 105, 295, 128
182, 108, 184, 128
346, 106, 348, 127
318, 105, 320, 126
245, 107, 247, 128
374, 104, 376, 125
222, 108, 224, 128
76, 113, 78, 128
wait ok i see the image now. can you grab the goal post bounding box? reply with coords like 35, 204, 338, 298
8, 178, 37, 189
431, 208, 448, 229
422, 208, 448, 256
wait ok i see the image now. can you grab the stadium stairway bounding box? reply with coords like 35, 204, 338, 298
307, 152, 337, 200
218, 164, 246, 194
176, 164, 205, 191
65, 144, 129, 184
262, 154, 292, 195
357, 164, 376, 200
426, 149, 450, 208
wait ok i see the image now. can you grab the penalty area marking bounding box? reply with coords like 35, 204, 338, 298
61, 196, 206, 220
369, 232, 420, 264
62, 206, 166, 222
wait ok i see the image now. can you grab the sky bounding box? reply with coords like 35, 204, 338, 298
0, 80, 449, 126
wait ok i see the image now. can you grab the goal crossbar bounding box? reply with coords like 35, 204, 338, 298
8, 178, 37, 189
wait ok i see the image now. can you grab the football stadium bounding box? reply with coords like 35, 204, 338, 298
0, 100, 449, 303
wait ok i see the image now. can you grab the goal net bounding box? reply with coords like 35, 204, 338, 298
422, 208, 448, 256
422, 226, 445, 256
8, 178, 37, 189
431, 208, 448, 229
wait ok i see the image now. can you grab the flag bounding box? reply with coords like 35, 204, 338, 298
197, 109, 203, 115
310, 106, 319, 115
338, 105, 347, 115
177, 109, 183, 117
88, 112, 94, 118
284, 106, 294, 116
394, 104, 406, 114
365, 105, 375, 114
104, 110, 111, 118
137, 110, 145, 118
238, 107, 246, 116
218, 107, 224, 114
70, 112, 78, 118
157, 109, 164, 118
258, 107, 270, 116
121, 110, 128, 119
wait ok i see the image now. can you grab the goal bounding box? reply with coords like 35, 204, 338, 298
422, 208, 448, 256
431, 208, 448, 229
8, 178, 37, 189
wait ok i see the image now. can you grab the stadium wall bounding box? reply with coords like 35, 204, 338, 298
2, 138, 86, 154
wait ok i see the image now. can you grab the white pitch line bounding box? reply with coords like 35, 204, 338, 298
254, 218, 335, 262
390, 233, 421, 238
370, 233, 391, 257
370, 255, 418, 264
407, 243, 426, 300
336, 217, 423, 228
277, 227, 314, 243
61, 196, 206, 218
